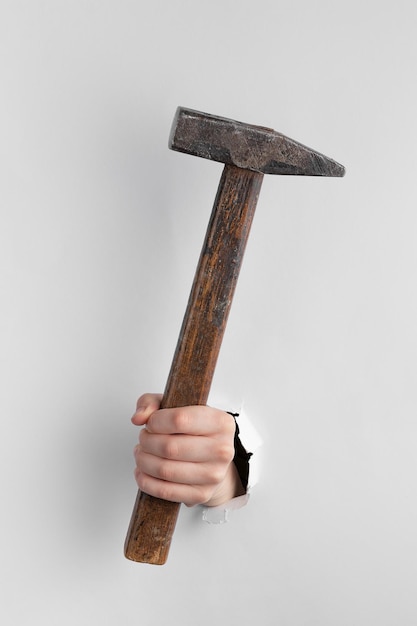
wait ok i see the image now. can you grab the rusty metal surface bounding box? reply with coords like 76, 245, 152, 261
169, 107, 345, 177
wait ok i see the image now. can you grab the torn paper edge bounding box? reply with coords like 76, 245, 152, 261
202, 399, 263, 524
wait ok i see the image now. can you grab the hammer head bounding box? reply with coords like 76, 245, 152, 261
169, 107, 345, 177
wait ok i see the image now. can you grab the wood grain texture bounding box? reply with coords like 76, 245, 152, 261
124, 164, 264, 564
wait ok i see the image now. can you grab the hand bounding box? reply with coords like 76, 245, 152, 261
131, 393, 246, 507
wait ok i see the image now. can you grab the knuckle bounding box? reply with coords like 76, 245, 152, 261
172, 409, 191, 433
162, 438, 179, 459
201, 463, 225, 490
224, 412, 237, 435
206, 465, 226, 485
217, 442, 235, 464
157, 483, 176, 502
158, 460, 174, 482
211, 410, 236, 435
196, 486, 213, 505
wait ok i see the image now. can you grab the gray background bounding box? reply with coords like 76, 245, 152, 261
1, 1, 416, 624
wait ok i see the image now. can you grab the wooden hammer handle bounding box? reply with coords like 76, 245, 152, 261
124, 164, 264, 564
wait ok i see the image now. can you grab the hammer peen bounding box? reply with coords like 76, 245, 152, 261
124, 107, 345, 565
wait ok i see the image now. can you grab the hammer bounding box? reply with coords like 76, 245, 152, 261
124, 107, 345, 565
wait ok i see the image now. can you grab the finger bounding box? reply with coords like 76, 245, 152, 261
131, 393, 163, 425
138, 431, 234, 464
135, 450, 227, 487
146, 405, 235, 437
134, 470, 214, 507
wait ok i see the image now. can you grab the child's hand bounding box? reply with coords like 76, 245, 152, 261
131, 393, 245, 507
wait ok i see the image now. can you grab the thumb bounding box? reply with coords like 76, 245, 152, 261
131, 393, 163, 426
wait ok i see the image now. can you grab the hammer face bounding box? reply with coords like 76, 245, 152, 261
169, 107, 345, 177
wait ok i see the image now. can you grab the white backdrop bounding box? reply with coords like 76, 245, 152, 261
1, 1, 417, 624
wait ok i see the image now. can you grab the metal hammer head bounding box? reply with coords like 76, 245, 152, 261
169, 107, 345, 177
